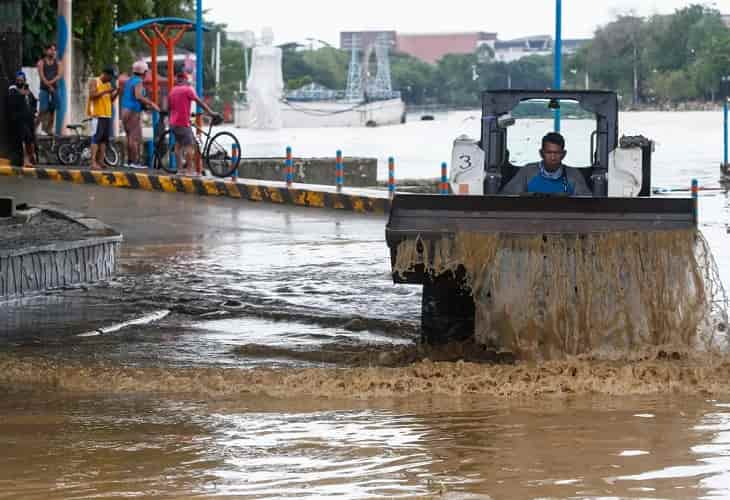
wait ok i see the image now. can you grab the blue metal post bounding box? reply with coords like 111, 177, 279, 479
196, 0, 204, 112
692, 178, 699, 225
722, 99, 728, 165
553, 0, 562, 132
285, 146, 293, 187
440, 162, 449, 195
336, 150, 344, 192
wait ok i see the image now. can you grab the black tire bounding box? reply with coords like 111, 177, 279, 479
420, 273, 475, 345
154, 129, 179, 174
204, 131, 241, 178
57, 142, 78, 165
104, 143, 120, 168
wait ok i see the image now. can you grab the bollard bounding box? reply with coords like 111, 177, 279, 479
691, 178, 699, 225
440, 162, 449, 195
388, 156, 396, 199
285, 146, 293, 187
722, 99, 728, 165
336, 150, 344, 193
231, 143, 240, 179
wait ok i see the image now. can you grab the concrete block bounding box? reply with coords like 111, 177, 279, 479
0, 196, 15, 217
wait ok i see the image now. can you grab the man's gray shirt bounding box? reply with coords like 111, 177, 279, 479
500, 163, 592, 196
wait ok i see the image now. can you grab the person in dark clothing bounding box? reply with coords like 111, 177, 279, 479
19, 83, 38, 166
7, 71, 31, 166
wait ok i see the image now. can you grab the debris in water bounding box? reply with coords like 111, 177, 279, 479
76, 310, 171, 337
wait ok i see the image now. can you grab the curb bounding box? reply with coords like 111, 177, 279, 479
0, 166, 391, 215
1, 206, 122, 299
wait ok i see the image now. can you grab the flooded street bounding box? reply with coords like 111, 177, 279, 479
3, 390, 730, 498
2, 111, 730, 498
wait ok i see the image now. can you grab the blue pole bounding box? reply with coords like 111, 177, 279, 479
196, 0, 204, 111
692, 178, 699, 225
722, 99, 728, 165
553, 0, 562, 132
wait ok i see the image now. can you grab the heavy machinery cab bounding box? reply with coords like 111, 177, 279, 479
483, 90, 616, 196
450, 89, 653, 198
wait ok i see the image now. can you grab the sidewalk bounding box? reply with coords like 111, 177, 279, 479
0, 166, 392, 214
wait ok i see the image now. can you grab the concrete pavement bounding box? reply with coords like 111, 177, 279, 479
0, 166, 391, 214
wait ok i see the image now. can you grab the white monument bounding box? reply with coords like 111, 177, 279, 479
246, 27, 284, 129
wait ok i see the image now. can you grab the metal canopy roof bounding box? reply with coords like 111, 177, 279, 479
114, 17, 211, 34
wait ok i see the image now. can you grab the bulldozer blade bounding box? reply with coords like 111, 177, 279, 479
386, 194, 697, 284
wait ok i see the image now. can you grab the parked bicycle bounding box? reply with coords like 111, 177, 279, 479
57, 119, 120, 168
34, 133, 64, 165
153, 111, 241, 178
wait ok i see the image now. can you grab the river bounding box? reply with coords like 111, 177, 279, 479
1, 110, 730, 499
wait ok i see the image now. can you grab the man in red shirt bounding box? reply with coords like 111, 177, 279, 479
168, 72, 218, 176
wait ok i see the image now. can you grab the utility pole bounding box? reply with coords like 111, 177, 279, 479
57, 0, 73, 136
553, 0, 562, 132
215, 30, 221, 95
195, 0, 203, 108
0, 0, 23, 162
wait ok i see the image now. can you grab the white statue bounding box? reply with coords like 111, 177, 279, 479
246, 27, 284, 129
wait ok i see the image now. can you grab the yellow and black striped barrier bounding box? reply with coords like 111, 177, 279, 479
0, 166, 391, 214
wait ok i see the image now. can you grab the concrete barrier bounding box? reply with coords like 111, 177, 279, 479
0, 166, 391, 214
0, 207, 122, 299
35, 136, 377, 187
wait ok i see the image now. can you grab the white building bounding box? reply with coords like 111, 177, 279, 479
494, 35, 589, 63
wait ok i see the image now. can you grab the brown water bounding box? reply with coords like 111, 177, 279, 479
3, 385, 730, 499
3, 112, 730, 498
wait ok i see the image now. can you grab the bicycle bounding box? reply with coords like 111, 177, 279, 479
57, 119, 120, 168
153, 111, 241, 178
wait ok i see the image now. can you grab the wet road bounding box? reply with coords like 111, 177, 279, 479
1, 176, 420, 366
5, 176, 730, 498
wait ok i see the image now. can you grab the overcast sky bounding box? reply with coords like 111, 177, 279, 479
207, 0, 730, 46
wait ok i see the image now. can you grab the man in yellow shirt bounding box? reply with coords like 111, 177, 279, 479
87, 67, 118, 170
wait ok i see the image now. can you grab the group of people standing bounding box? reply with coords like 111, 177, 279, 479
7, 43, 216, 173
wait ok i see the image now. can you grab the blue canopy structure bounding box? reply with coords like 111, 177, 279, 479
114, 17, 210, 35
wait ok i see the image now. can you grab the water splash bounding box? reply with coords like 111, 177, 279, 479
395, 230, 728, 360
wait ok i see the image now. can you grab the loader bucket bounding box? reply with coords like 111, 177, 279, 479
386, 193, 697, 285
384, 194, 722, 359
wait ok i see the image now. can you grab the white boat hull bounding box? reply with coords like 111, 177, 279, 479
234, 98, 406, 128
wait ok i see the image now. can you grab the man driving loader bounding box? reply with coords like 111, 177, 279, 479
500, 132, 591, 196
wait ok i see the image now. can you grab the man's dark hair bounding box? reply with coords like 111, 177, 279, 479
542, 132, 565, 151
44, 42, 56, 50
102, 66, 116, 76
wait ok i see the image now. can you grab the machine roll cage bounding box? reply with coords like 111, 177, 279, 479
481, 89, 619, 196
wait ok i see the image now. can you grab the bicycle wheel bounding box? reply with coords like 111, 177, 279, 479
154, 129, 179, 174
204, 131, 241, 178
104, 143, 120, 168
57, 142, 79, 165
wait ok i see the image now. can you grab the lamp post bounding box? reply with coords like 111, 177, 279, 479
57, 0, 73, 135
196, 0, 203, 108
553, 0, 562, 132
722, 76, 730, 166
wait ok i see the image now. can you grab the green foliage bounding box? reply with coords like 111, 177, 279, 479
22, 0, 194, 75
390, 52, 435, 104
574, 3, 730, 104
21, 0, 55, 67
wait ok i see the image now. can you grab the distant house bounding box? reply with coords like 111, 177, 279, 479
395, 32, 497, 64
494, 35, 589, 63
340, 31, 497, 64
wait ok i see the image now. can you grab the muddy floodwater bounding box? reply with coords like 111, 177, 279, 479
1, 111, 730, 498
